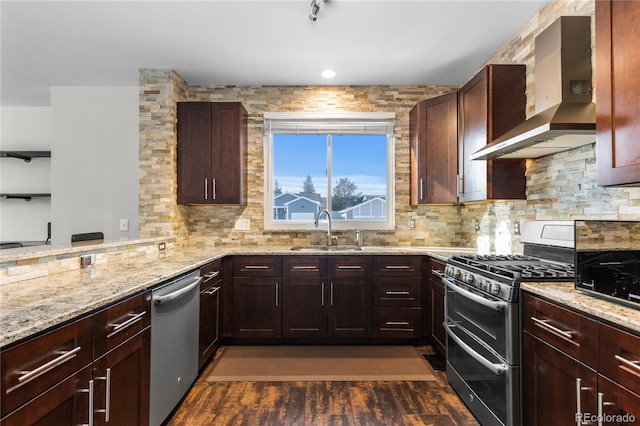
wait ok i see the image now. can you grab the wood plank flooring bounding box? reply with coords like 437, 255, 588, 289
167, 346, 479, 425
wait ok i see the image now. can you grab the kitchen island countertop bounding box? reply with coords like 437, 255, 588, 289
0, 245, 474, 348
521, 281, 640, 335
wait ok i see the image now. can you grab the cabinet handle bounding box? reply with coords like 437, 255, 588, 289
18, 346, 82, 384
385, 265, 411, 270
330, 282, 334, 306
204, 270, 220, 280
245, 265, 270, 269
457, 174, 463, 197
386, 291, 410, 296
431, 269, 444, 278
385, 321, 410, 326
213, 178, 216, 200
96, 368, 112, 422
576, 377, 592, 426
337, 265, 362, 270
79, 379, 95, 426
597, 392, 615, 426
530, 316, 574, 339
614, 354, 640, 374
204, 286, 220, 295
204, 179, 208, 200
292, 265, 318, 270
321, 282, 325, 306
275, 282, 279, 307
108, 311, 146, 338
419, 178, 424, 200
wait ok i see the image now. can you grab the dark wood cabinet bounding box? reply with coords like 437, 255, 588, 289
423, 257, 446, 358
199, 259, 223, 369
458, 64, 527, 202
177, 102, 247, 204
2, 291, 151, 426
410, 92, 458, 205
596, 0, 640, 186
232, 256, 282, 339
282, 257, 325, 338
522, 292, 640, 425
371, 256, 421, 339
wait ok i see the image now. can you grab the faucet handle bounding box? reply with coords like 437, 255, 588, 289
355, 230, 363, 247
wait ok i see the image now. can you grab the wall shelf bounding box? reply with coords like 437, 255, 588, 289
1, 151, 51, 163
1, 193, 51, 201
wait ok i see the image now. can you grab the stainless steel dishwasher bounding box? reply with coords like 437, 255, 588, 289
150, 269, 202, 426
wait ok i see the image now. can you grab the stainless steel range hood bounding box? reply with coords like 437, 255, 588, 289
471, 16, 595, 160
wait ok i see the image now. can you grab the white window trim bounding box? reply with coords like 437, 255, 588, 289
263, 112, 395, 231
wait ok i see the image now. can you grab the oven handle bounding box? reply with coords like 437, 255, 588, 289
443, 278, 506, 312
445, 323, 508, 376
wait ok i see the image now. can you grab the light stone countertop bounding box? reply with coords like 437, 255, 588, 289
0, 245, 475, 348
521, 281, 640, 334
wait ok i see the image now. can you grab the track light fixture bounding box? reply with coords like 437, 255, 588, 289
309, 0, 327, 22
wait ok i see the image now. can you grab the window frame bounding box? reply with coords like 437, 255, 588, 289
263, 112, 396, 231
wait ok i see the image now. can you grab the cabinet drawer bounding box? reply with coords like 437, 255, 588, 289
523, 293, 597, 368
327, 256, 371, 276
1, 315, 93, 417
233, 256, 282, 276
283, 256, 325, 277
596, 374, 640, 423
428, 258, 445, 282
372, 256, 421, 276
373, 277, 421, 307
93, 291, 151, 359
201, 259, 222, 290
598, 322, 640, 396
372, 308, 422, 338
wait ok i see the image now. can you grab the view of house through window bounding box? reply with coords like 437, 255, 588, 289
264, 113, 395, 230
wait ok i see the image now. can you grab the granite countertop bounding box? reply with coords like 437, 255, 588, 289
0, 245, 475, 348
521, 282, 640, 334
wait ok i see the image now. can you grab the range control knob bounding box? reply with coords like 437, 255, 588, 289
480, 280, 488, 291
463, 273, 475, 284
490, 283, 501, 295
452, 268, 461, 279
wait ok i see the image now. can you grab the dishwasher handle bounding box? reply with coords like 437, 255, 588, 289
153, 276, 203, 305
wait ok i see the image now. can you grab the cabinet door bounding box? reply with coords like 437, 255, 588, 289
522, 332, 597, 426
177, 102, 213, 204
210, 103, 247, 204
327, 277, 372, 338
0, 365, 92, 426
430, 279, 446, 358
597, 375, 640, 425
458, 65, 526, 202
232, 277, 281, 339
410, 92, 458, 205
93, 329, 150, 426
596, 0, 640, 186
199, 262, 222, 369
282, 277, 326, 338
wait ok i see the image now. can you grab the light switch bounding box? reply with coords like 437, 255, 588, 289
235, 218, 250, 231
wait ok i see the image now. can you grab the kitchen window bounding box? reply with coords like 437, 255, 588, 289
263, 112, 395, 231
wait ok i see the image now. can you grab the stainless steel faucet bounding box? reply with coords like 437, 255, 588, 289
314, 209, 333, 246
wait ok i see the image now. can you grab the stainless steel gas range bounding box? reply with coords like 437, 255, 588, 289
443, 221, 575, 426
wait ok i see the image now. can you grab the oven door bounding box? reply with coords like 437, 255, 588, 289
444, 277, 519, 364
445, 321, 519, 426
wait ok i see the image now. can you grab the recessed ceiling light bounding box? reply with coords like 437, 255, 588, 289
321, 69, 336, 79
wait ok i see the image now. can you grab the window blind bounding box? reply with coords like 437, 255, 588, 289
263, 112, 395, 135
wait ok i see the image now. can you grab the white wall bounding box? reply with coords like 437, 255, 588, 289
50, 87, 139, 244
0, 107, 53, 243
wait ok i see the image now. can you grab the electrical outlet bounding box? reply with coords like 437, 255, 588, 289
119, 218, 129, 231
409, 219, 415, 229
235, 218, 250, 231
474, 219, 480, 231
514, 222, 521, 235
80, 254, 96, 268
158, 242, 166, 251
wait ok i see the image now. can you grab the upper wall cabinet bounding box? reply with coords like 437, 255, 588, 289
458, 65, 527, 202
177, 102, 247, 205
410, 92, 458, 205
596, 0, 640, 187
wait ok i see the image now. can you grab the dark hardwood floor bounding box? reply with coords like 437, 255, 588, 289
167, 346, 479, 425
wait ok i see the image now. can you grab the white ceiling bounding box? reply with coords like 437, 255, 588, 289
1, 0, 552, 106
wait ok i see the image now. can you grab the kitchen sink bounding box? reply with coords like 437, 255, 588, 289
289, 246, 363, 252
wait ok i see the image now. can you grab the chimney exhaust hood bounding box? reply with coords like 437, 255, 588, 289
471, 16, 595, 161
